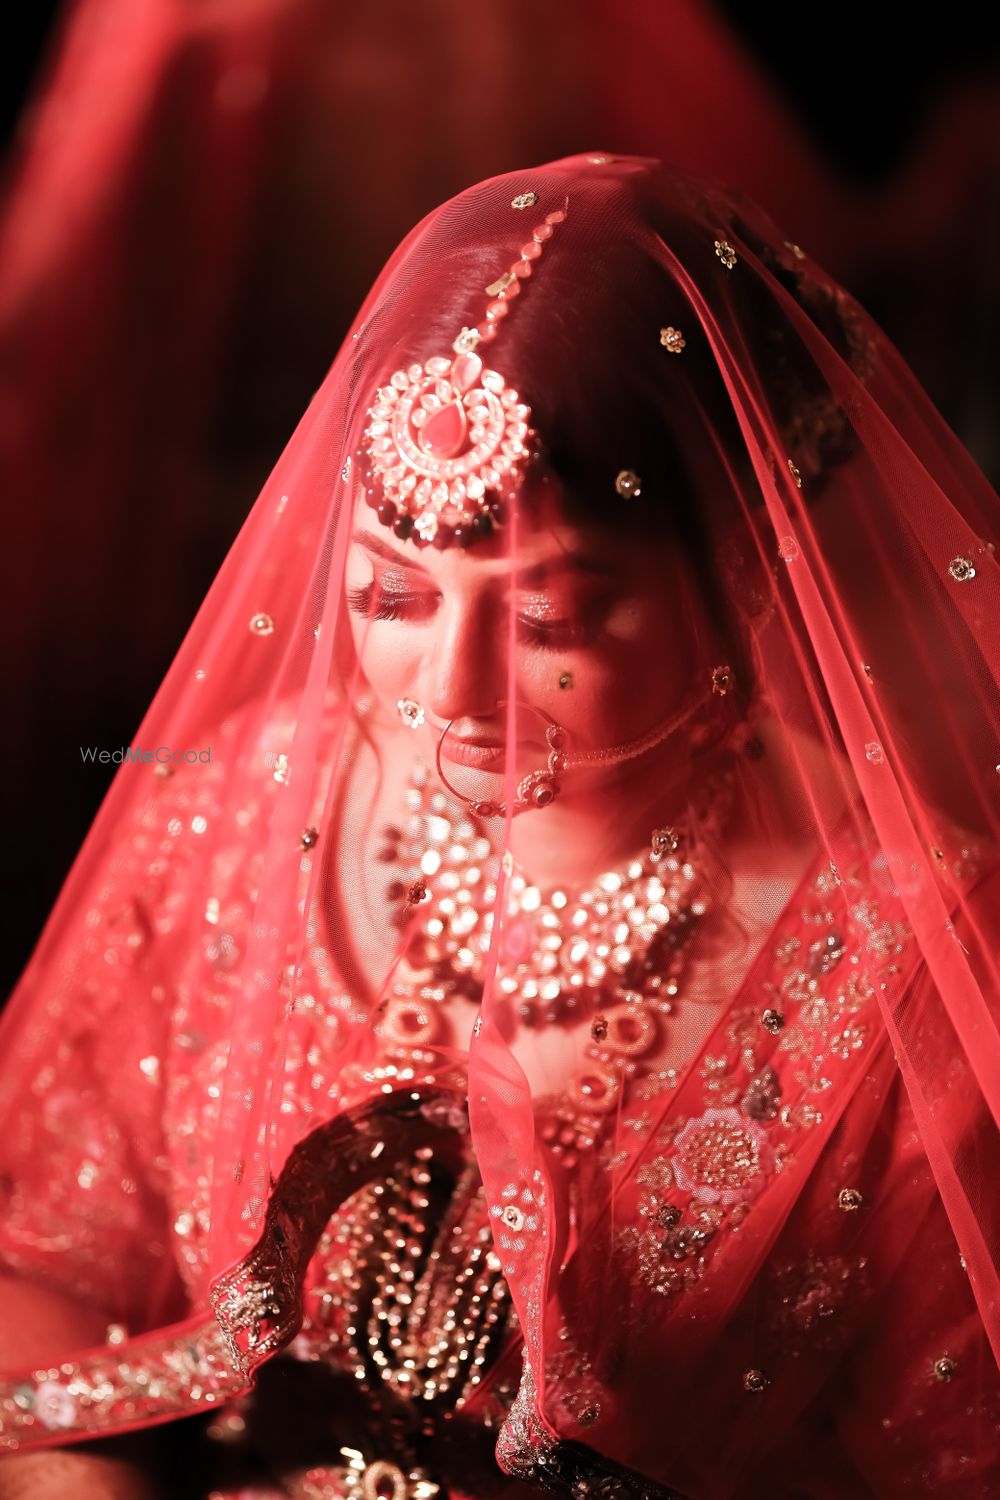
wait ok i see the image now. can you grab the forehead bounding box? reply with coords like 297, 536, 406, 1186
349, 474, 664, 581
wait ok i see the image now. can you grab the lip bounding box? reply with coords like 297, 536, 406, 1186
440, 737, 509, 771
440, 738, 509, 774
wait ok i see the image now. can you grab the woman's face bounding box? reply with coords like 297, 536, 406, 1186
345, 475, 714, 781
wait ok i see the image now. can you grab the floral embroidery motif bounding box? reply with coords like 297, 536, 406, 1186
491, 1169, 547, 1277
612, 826, 925, 1306
741, 1064, 782, 1120
670, 1107, 774, 1204
30, 1382, 78, 1430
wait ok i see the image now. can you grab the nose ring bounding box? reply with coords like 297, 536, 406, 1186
434, 702, 569, 820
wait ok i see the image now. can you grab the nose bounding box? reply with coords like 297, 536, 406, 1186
419, 593, 507, 726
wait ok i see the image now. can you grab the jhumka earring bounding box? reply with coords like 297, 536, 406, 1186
358, 200, 569, 551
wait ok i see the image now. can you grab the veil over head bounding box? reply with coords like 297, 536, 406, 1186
1, 152, 998, 1496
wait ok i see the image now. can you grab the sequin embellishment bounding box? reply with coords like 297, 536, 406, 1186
670, 1107, 775, 1204
615, 469, 642, 498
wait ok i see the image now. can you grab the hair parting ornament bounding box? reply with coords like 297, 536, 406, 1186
359, 200, 569, 550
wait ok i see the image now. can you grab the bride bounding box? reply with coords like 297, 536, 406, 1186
0, 153, 997, 1500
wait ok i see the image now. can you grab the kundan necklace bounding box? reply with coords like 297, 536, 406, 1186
374, 750, 739, 1165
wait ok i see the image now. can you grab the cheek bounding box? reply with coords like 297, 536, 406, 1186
349, 619, 422, 699
518, 597, 692, 745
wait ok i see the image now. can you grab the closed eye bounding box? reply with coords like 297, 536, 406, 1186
347, 580, 603, 650
347, 581, 435, 623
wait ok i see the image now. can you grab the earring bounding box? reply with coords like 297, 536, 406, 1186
397, 699, 425, 729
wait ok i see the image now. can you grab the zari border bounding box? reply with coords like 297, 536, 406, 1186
0, 1312, 242, 1451
495, 1349, 691, 1500
0, 1087, 457, 1451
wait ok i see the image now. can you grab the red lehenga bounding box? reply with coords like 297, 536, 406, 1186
0, 155, 998, 1499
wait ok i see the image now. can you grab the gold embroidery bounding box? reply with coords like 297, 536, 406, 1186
613, 833, 919, 1314
210, 1089, 452, 1380
0, 1317, 242, 1448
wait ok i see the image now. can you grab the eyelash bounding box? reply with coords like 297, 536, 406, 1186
346, 582, 597, 650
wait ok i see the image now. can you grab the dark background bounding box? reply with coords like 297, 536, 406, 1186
7, 6, 1000, 183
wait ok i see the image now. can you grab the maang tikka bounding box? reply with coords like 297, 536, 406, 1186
358, 199, 568, 550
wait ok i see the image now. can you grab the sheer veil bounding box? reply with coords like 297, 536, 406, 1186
0, 153, 997, 1493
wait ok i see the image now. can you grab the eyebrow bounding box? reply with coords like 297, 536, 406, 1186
351, 528, 617, 582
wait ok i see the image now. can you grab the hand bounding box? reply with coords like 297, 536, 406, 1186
0, 1444, 160, 1500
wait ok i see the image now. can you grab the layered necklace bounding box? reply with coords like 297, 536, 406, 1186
373, 750, 740, 1166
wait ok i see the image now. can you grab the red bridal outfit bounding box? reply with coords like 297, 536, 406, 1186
0, 155, 997, 1499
